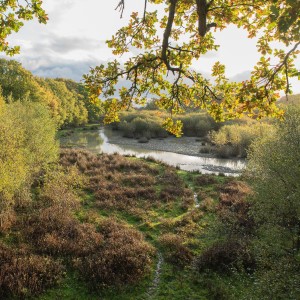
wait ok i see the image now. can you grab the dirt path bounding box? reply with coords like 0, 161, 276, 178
146, 252, 164, 299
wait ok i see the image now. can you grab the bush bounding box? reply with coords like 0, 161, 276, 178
159, 233, 193, 269
253, 257, 300, 300
195, 239, 255, 273
40, 165, 85, 210
74, 219, 154, 288
0, 101, 58, 230
116, 112, 168, 139
0, 244, 64, 298
246, 106, 300, 297
0, 201, 16, 234
199, 197, 215, 212
25, 206, 103, 257
194, 174, 217, 186
210, 122, 275, 158
60, 149, 160, 212
177, 113, 219, 137
217, 181, 254, 234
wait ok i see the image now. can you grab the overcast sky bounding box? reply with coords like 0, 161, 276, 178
3, 0, 299, 93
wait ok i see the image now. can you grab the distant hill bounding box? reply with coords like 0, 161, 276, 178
278, 94, 300, 105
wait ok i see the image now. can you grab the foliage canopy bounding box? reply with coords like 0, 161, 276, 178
0, 59, 93, 128
0, 100, 58, 199
84, 0, 300, 135
0, 0, 47, 55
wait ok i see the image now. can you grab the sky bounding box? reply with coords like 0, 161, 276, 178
3, 0, 300, 93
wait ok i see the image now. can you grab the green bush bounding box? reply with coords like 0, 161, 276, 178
210, 121, 275, 158
246, 106, 300, 298
195, 239, 255, 273
0, 101, 58, 231
112, 110, 221, 139
178, 113, 220, 137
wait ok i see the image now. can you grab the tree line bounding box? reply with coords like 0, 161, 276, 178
0, 59, 102, 128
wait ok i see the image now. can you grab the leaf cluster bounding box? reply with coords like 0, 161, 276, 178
0, 0, 47, 55
84, 0, 299, 135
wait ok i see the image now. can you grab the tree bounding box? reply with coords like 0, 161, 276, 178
0, 100, 58, 199
0, 59, 90, 128
0, 0, 47, 55
0, 98, 57, 210
246, 105, 300, 299
84, 0, 300, 135
0, 59, 61, 120
247, 105, 300, 254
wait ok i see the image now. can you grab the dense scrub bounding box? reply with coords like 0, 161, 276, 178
0, 161, 154, 298
111, 110, 222, 140
110, 108, 276, 159
209, 121, 275, 158
75, 219, 155, 289
59, 149, 192, 216
0, 100, 58, 232
0, 244, 64, 299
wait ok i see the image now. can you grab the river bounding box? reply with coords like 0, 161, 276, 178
60, 128, 246, 176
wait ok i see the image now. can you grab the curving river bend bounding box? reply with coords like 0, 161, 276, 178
60, 128, 246, 176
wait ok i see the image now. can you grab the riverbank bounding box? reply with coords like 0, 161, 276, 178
59, 127, 246, 175
105, 128, 214, 158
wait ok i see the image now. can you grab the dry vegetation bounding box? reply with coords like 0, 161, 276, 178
59, 149, 191, 215
0, 147, 257, 299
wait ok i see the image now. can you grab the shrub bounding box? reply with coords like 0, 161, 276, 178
199, 197, 215, 212
177, 113, 219, 137
159, 233, 193, 269
0, 201, 16, 233
74, 219, 154, 288
40, 166, 85, 210
199, 146, 211, 154
0, 244, 64, 298
217, 181, 254, 234
25, 206, 103, 257
253, 257, 300, 299
116, 113, 168, 139
0, 101, 58, 230
194, 174, 217, 186
195, 239, 255, 272
121, 174, 156, 187
60, 149, 160, 212
210, 122, 275, 158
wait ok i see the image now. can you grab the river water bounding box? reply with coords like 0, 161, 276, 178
60, 128, 246, 176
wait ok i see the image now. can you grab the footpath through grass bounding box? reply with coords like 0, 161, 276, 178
38, 150, 240, 299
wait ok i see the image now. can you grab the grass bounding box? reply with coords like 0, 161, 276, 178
53, 149, 236, 299
1, 148, 255, 299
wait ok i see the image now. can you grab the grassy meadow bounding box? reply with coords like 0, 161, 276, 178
1, 147, 252, 299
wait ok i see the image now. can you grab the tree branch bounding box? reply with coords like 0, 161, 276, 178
264, 41, 300, 96
143, 0, 148, 22
115, 0, 125, 18
161, 0, 178, 72
196, 0, 208, 37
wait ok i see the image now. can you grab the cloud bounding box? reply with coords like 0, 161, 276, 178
46, 36, 105, 54
27, 32, 105, 56
229, 70, 251, 82
29, 59, 98, 81
1, 30, 109, 81
20, 56, 104, 81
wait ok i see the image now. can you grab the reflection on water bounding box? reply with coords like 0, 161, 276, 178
60, 130, 103, 152
60, 129, 246, 175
